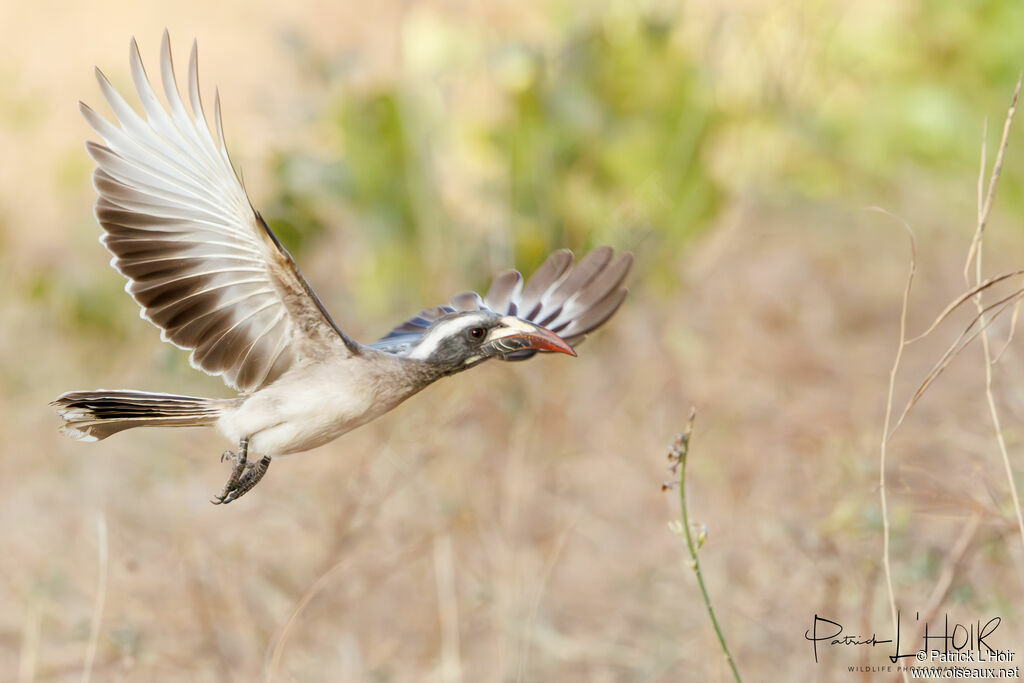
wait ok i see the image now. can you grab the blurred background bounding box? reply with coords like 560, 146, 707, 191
3, 0, 1024, 680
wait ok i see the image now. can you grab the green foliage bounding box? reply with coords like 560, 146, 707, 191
259, 2, 1024, 291
52, 272, 130, 338
262, 150, 331, 253
488, 15, 720, 267
337, 92, 420, 238
757, 0, 1024, 206
261, 5, 722, 293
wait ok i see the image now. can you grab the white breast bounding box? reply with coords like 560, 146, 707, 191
216, 353, 423, 456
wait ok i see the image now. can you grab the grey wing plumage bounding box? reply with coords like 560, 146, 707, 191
372, 247, 633, 358
83, 32, 357, 394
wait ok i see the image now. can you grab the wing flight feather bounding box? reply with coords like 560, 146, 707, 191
373, 247, 632, 357
84, 32, 356, 393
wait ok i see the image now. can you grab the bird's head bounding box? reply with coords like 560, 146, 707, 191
403, 310, 576, 374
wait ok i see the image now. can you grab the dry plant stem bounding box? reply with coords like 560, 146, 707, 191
17, 600, 40, 683
905, 269, 1024, 344
921, 515, 981, 628
81, 514, 108, 683
264, 538, 429, 681
518, 518, 577, 682
266, 557, 353, 681
433, 533, 463, 683
895, 285, 1024, 431
889, 515, 981, 683
184, 548, 235, 682
991, 299, 1021, 363
264, 451, 439, 680
672, 411, 742, 683
965, 78, 1024, 556
869, 206, 916, 683
874, 83, 1022, 683
965, 78, 1022, 278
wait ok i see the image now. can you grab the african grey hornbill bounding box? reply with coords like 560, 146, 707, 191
52, 33, 632, 504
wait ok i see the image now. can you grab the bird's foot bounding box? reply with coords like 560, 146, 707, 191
211, 437, 271, 505
211, 456, 271, 505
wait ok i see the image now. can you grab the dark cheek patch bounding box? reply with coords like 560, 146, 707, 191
428, 337, 468, 365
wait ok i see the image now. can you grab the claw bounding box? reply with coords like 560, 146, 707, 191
211, 437, 269, 505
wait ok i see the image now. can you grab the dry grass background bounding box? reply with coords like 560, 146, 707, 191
3, 1, 1024, 681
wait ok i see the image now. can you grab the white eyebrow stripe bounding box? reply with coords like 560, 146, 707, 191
404, 315, 489, 361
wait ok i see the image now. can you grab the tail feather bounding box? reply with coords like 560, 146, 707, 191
52, 390, 227, 442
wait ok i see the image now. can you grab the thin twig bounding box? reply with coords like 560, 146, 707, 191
266, 560, 349, 681
890, 514, 982, 683
921, 515, 981, 626
966, 77, 1024, 555
518, 517, 577, 683
893, 287, 1024, 433
990, 299, 1021, 364
17, 600, 40, 683
264, 449, 441, 680
868, 206, 916, 683
184, 547, 235, 682
904, 269, 1024, 345
264, 538, 430, 681
980, 81, 1020, 242
666, 409, 742, 682
80, 514, 108, 683
433, 533, 463, 683
963, 118, 988, 283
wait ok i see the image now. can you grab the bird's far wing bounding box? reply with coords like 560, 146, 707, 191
368, 304, 460, 355
84, 33, 359, 394
371, 247, 632, 358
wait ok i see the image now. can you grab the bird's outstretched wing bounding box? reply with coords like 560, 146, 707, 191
372, 247, 633, 358
83, 33, 358, 394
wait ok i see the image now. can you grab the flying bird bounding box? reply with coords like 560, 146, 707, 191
52, 33, 632, 504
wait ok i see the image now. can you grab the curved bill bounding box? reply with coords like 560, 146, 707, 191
483, 316, 577, 358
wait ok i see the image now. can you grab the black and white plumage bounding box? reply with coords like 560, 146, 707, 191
372, 246, 632, 359
52, 33, 632, 504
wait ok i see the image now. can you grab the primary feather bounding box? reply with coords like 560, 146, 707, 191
82, 31, 354, 394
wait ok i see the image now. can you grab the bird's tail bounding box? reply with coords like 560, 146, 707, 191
52, 390, 228, 442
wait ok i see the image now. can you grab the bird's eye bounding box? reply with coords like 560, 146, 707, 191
468, 327, 486, 340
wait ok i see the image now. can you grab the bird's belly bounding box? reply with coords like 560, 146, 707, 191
216, 365, 415, 456
248, 414, 353, 456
